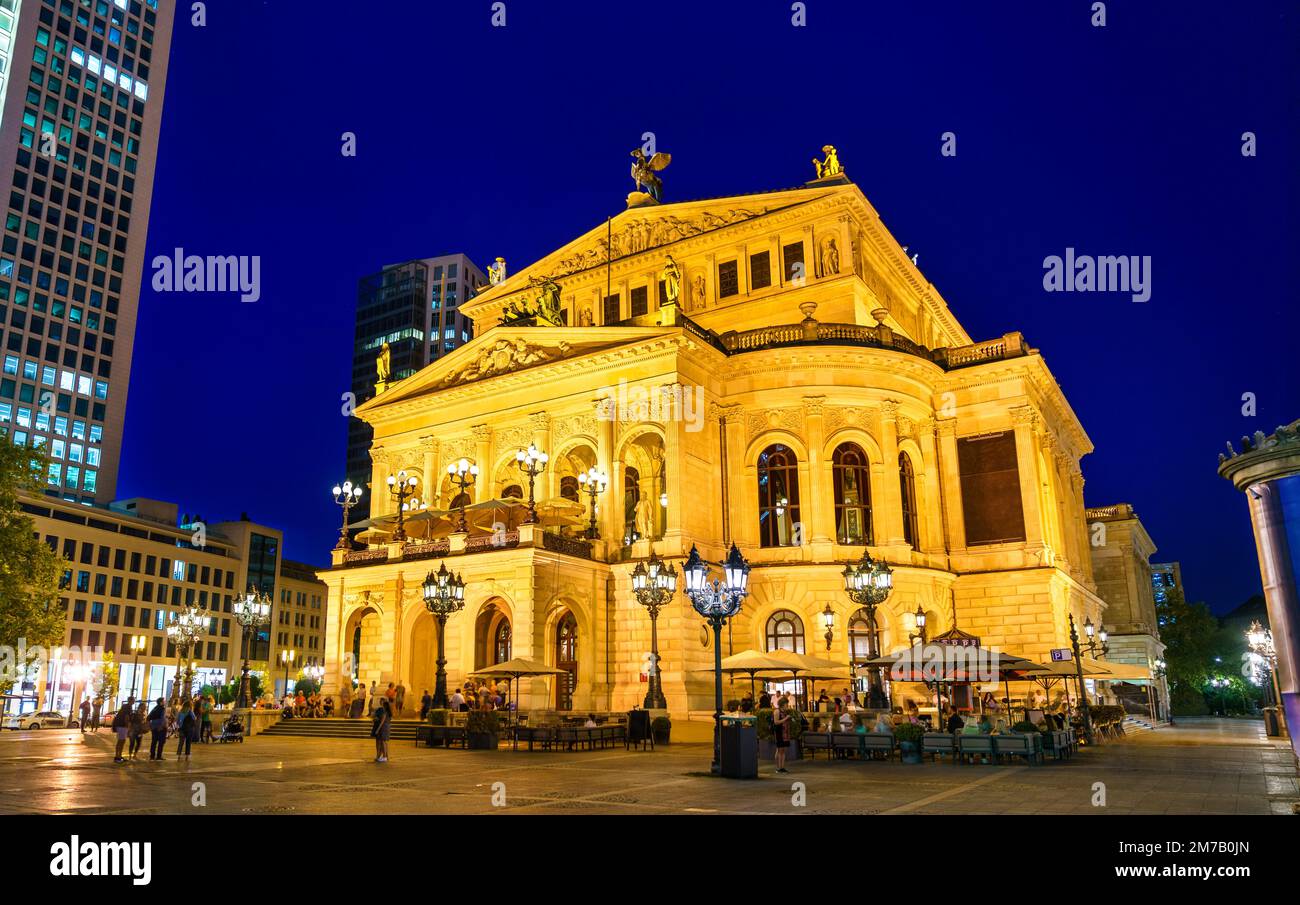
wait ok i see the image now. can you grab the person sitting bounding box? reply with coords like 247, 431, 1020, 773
838, 709, 855, 732
874, 711, 895, 734
977, 713, 995, 734
323, 697, 334, 718
992, 718, 1009, 735
946, 708, 965, 734
583, 714, 598, 729
816, 690, 831, 712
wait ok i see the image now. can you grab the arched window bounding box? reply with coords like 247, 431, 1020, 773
765, 609, 805, 654
832, 442, 873, 545
623, 466, 641, 541
560, 475, 579, 502
899, 452, 919, 549
494, 620, 512, 664
757, 444, 801, 547
555, 612, 578, 710
848, 608, 881, 663
501, 484, 523, 500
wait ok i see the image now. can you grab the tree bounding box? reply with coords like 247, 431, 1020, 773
0, 443, 65, 694
92, 651, 120, 705
1155, 586, 1218, 715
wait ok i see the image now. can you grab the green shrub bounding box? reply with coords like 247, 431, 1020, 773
893, 722, 924, 744
428, 708, 450, 726
755, 708, 773, 740
466, 710, 500, 735
1012, 720, 1041, 734
651, 716, 671, 731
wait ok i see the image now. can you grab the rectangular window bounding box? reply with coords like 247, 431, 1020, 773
957, 432, 1026, 545
718, 260, 739, 298
782, 242, 805, 282
630, 286, 648, 318
602, 293, 620, 325
750, 251, 771, 291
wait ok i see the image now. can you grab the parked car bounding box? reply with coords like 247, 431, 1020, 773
3, 711, 71, 730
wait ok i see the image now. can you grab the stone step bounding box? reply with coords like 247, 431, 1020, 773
260, 718, 427, 741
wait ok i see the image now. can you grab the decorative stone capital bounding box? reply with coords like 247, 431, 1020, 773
471, 424, 493, 443
803, 395, 827, 418
1010, 405, 1038, 428
530, 411, 551, 432
880, 399, 900, 422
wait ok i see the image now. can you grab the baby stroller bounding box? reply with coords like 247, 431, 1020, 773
218, 715, 245, 743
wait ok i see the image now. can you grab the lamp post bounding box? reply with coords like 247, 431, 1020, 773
422, 562, 466, 709
515, 443, 549, 524
233, 587, 272, 709
682, 543, 751, 773
631, 550, 677, 710
821, 603, 836, 651
166, 607, 206, 707
841, 551, 894, 708
578, 467, 608, 539
1082, 617, 1109, 658
332, 481, 364, 550
908, 605, 927, 645
1153, 657, 1173, 725
128, 635, 146, 706
385, 471, 419, 542
1068, 614, 1095, 743
447, 458, 479, 533
304, 664, 325, 695
1246, 620, 1285, 735
280, 649, 296, 698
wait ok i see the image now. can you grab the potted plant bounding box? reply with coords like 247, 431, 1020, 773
894, 721, 924, 763
466, 710, 500, 750
755, 708, 776, 760
428, 708, 449, 726
651, 715, 671, 745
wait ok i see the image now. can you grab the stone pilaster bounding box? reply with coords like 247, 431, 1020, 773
1010, 405, 1046, 553
936, 418, 966, 553
878, 400, 907, 547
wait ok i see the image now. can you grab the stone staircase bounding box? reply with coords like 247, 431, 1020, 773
1121, 716, 1165, 734
260, 717, 426, 741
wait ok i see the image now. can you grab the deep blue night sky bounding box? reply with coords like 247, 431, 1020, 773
117, 1, 1299, 614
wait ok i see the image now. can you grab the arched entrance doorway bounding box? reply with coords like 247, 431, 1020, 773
555, 611, 577, 710
474, 602, 512, 671
344, 606, 381, 685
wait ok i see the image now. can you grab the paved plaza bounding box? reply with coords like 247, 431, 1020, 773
0, 718, 1294, 816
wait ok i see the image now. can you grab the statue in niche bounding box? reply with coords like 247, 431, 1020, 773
692, 274, 707, 310
818, 236, 840, 277
660, 255, 682, 306
579, 305, 593, 327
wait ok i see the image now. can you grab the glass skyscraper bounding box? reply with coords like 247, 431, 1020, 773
0, 0, 175, 504
345, 253, 485, 521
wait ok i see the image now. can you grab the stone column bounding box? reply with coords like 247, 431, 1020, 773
472, 424, 492, 502
703, 253, 716, 307
1069, 465, 1092, 583
531, 411, 553, 500
736, 244, 749, 296
936, 418, 966, 553
595, 396, 619, 543
918, 415, 945, 553
803, 396, 833, 549
421, 437, 440, 507
878, 400, 907, 547
369, 448, 389, 518
662, 386, 684, 553
1010, 406, 1046, 552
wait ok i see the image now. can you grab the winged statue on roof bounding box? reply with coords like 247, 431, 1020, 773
630, 147, 672, 202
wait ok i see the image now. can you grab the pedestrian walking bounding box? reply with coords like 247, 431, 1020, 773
78, 699, 91, 733
395, 680, 406, 717
419, 690, 431, 721
90, 698, 102, 732
351, 682, 366, 719
110, 702, 132, 763
372, 697, 391, 763
175, 701, 196, 760
147, 698, 167, 760
199, 695, 213, 743
128, 703, 147, 760
772, 696, 792, 774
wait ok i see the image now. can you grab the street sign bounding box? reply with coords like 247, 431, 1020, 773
1050, 648, 1074, 662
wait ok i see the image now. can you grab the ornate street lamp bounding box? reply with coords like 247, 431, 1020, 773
842, 550, 893, 708
331, 480, 364, 550
908, 605, 927, 646
447, 458, 479, 534
280, 648, 296, 697
233, 587, 272, 709
1246, 620, 1284, 734
1082, 617, 1109, 658
631, 550, 677, 710
166, 607, 206, 707
385, 471, 419, 542
578, 467, 608, 539
304, 664, 325, 695
128, 634, 146, 706
1068, 614, 1095, 744
515, 443, 549, 524
422, 562, 466, 709
683, 543, 750, 773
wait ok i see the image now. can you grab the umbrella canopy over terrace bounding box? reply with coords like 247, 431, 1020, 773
699, 650, 800, 701
469, 657, 566, 723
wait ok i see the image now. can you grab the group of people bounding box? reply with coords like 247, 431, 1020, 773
281, 690, 334, 719
104, 693, 217, 763
439, 680, 509, 715
340, 679, 407, 719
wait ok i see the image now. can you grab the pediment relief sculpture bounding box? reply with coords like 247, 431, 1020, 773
440, 338, 573, 388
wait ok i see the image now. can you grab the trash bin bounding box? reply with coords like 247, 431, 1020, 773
1263, 706, 1282, 737
720, 716, 758, 779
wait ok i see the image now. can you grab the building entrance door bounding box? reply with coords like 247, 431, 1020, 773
555, 612, 577, 710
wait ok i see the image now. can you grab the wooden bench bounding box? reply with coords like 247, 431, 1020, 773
854, 732, 895, 760
993, 732, 1041, 765
922, 732, 957, 762
802, 732, 833, 760
957, 734, 995, 763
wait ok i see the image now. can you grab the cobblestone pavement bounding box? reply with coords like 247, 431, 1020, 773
0, 717, 1293, 815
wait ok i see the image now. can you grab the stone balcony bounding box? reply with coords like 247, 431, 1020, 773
331, 523, 597, 570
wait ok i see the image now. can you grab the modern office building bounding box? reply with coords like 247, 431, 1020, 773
15, 492, 326, 716
345, 253, 486, 520
0, 0, 175, 505
1151, 561, 1182, 606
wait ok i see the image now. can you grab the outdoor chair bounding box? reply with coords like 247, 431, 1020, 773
803, 732, 833, 760
957, 734, 995, 764
625, 710, 654, 751
992, 733, 1041, 765
922, 732, 956, 762
857, 732, 895, 760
